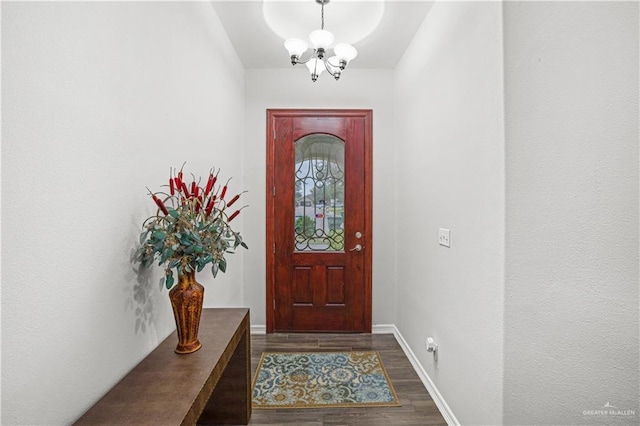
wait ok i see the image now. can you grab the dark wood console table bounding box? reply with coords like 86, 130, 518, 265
75, 308, 251, 425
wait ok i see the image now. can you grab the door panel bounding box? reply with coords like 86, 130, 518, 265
266, 109, 372, 333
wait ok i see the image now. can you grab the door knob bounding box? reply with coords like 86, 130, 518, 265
349, 244, 363, 252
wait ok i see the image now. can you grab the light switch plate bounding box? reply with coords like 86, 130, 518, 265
438, 228, 450, 247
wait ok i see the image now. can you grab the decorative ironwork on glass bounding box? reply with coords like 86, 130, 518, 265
294, 134, 345, 251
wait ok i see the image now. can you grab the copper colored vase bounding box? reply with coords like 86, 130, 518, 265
169, 270, 204, 354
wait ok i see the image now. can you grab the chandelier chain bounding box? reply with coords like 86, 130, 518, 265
321, 1, 325, 29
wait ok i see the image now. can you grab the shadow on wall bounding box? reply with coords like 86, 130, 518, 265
124, 220, 164, 335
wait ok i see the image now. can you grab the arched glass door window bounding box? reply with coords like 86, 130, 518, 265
294, 134, 345, 251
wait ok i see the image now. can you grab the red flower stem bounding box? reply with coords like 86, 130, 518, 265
205, 174, 214, 195
228, 210, 240, 222
151, 194, 169, 215
205, 198, 215, 215
227, 194, 240, 208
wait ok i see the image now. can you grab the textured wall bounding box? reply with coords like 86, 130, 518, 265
243, 68, 396, 327
503, 2, 639, 424
2, 2, 245, 424
392, 2, 506, 424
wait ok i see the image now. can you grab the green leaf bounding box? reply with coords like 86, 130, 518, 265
219, 258, 227, 273
139, 230, 150, 245
189, 230, 202, 243
241, 242, 249, 249
152, 230, 166, 240
167, 209, 179, 219
165, 273, 174, 289
160, 248, 173, 264
211, 263, 219, 278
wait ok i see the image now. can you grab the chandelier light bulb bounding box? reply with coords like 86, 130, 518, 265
334, 43, 358, 64
284, 38, 308, 65
305, 58, 325, 82
309, 29, 334, 51
284, 38, 308, 59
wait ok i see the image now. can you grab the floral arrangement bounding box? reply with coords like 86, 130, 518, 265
136, 164, 248, 289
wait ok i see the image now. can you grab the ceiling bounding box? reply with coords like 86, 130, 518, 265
210, 1, 434, 69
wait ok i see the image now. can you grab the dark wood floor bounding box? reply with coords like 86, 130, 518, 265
249, 333, 447, 426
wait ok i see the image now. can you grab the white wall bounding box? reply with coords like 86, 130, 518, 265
243, 69, 396, 327
4, 2, 638, 425
392, 2, 505, 425
2, 2, 245, 424
503, 2, 639, 424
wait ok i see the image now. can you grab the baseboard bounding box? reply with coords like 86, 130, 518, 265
373, 324, 460, 426
371, 324, 397, 335
250, 324, 266, 335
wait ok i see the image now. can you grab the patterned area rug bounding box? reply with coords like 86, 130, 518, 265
252, 351, 400, 409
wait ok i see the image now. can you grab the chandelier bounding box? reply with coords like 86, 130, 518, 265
284, 0, 358, 82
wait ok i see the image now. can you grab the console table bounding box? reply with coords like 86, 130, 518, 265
75, 308, 251, 425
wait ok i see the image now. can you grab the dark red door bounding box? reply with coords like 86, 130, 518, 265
266, 110, 372, 332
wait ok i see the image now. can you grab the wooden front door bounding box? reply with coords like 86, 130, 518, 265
266, 109, 372, 333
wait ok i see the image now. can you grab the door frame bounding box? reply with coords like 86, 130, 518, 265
266, 109, 373, 333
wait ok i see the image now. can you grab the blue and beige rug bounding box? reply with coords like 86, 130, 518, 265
252, 351, 400, 409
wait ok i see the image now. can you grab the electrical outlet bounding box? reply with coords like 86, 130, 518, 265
438, 228, 450, 247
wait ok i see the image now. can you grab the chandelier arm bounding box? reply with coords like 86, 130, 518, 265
322, 58, 341, 79
326, 56, 343, 69
291, 49, 319, 65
